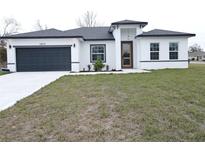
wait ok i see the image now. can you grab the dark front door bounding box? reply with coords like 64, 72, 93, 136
121, 41, 133, 68
16, 47, 71, 72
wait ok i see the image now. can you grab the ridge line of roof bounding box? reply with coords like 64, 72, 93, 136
63, 26, 111, 32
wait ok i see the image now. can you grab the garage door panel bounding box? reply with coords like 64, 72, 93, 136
16, 47, 71, 72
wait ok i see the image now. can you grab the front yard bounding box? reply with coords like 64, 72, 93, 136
0, 64, 205, 141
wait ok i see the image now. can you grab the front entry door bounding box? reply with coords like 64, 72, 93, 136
121, 41, 133, 68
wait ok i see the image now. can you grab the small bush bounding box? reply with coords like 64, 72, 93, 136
0, 47, 7, 67
93, 59, 105, 71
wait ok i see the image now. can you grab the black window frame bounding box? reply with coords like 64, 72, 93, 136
150, 43, 159, 60
90, 44, 106, 63
169, 43, 179, 60
150, 52, 159, 60
150, 43, 159, 51
169, 52, 178, 60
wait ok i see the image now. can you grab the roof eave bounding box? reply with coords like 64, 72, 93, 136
109, 22, 148, 32
111, 22, 148, 26
136, 34, 196, 38
84, 38, 115, 41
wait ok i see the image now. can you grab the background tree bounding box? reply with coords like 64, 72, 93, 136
34, 20, 48, 31
189, 44, 204, 52
0, 17, 20, 67
77, 11, 100, 27
0, 17, 20, 47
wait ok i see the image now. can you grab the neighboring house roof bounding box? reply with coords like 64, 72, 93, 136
189, 51, 205, 57
137, 29, 196, 37
111, 20, 148, 26
2, 27, 114, 40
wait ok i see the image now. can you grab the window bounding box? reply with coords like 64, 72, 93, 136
90, 44, 106, 63
169, 52, 178, 59
169, 43, 178, 59
150, 43, 159, 51
150, 52, 159, 60
169, 43, 178, 51
150, 43, 159, 60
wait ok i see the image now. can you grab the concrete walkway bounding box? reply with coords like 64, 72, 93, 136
190, 61, 205, 64
0, 72, 69, 111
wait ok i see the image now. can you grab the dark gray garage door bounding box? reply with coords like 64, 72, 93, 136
16, 47, 71, 72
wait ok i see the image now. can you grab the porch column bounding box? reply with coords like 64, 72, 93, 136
115, 28, 122, 70
7, 40, 17, 72
71, 39, 80, 72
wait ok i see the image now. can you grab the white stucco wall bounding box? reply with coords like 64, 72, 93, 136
138, 37, 189, 69
6, 38, 81, 72
117, 24, 143, 35
80, 40, 116, 71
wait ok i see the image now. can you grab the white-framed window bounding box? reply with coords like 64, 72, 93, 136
150, 43, 159, 60
90, 44, 106, 63
169, 42, 178, 59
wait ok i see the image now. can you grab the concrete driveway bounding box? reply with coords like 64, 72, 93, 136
0, 72, 69, 111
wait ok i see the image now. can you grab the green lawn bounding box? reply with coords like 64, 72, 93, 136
0, 71, 7, 76
0, 64, 205, 141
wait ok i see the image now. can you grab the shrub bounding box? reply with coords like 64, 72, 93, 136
0, 47, 7, 67
93, 59, 105, 71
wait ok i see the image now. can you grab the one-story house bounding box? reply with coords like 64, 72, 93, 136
189, 51, 205, 61
3, 20, 195, 72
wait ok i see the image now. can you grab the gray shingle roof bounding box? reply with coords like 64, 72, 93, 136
3, 27, 114, 40
111, 20, 148, 25
63, 27, 114, 40
137, 29, 195, 37
4, 29, 70, 38
2, 27, 195, 40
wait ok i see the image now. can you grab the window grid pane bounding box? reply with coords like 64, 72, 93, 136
91, 44, 106, 62
169, 52, 178, 59
150, 43, 159, 51
150, 52, 159, 60
169, 43, 178, 51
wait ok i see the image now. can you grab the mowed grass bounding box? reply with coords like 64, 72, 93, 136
0, 64, 205, 141
0, 71, 7, 76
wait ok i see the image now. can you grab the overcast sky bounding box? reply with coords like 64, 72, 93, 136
0, 0, 204, 48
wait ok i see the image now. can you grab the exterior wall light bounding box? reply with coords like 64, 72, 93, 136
9, 45, 12, 49
73, 43, 76, 48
